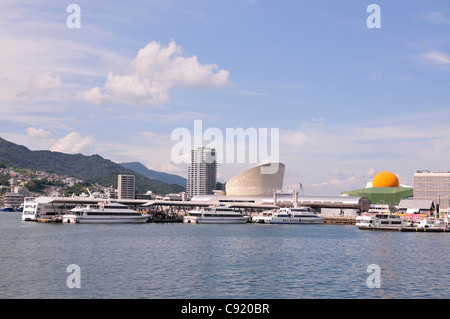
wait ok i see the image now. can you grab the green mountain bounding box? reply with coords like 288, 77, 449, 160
0, 137, 185, 195
120, 162, 186, 187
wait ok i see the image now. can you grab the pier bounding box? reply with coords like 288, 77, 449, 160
36, 217, 62, 223
323, 216, 355, 225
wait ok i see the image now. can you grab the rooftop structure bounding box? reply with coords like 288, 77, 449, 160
342, 171, 413, 206
225, 162, 285, 197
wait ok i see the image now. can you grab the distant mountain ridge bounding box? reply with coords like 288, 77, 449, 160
0, 137, 185, 195
119, 162, 186, 187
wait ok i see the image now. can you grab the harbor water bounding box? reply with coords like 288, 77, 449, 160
1, 212, 449, 299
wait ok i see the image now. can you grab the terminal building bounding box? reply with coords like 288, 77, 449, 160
413, 170, 450, 209
187, 162, 370, 215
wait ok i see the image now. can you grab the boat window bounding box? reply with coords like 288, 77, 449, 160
86, 212, 141, 216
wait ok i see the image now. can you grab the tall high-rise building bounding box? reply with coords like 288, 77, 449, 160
187, 147, 217, 198
414, 170, 450, 208
118, 174, 135, 199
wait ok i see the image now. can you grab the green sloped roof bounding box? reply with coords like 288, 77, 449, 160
341, 187, 413, 206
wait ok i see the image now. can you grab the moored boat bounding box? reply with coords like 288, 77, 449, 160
356, 212, 407, 230
183, 204, 250, 224
1, 203, 14, 212
414, 215, 449, 230
252, 206, 324, 224
62, 200, 149, 224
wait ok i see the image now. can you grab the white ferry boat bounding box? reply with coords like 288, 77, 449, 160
252, 210, 275, 224
62, 200, 149, 224
252, 207, 324, 224
356, 213, 406, 229
21, 197, 72, 221
183, 205, 250, 224
414, 216, 449, 230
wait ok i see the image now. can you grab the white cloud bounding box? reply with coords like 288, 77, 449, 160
51, 132, 95, 154
280, 129, 307, 148
77, 41, 230, 106
278, 111, 450, 195
419, 50, 450, 65
19, 71, 62, 97
26, 127, 51, 138
422, 11, 450, 25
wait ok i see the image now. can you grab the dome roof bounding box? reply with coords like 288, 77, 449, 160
372, 171, 399, 188
225, 163, 285, 196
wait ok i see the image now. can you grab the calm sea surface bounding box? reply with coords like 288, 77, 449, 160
1, 212, 449, 299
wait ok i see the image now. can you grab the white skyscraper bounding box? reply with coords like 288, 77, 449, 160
118, 174, 135, 199
187, 147, 217, 198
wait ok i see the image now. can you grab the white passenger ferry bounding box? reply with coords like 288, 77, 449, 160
21, 197, 74, 221
252, 207, 324, 224
183, 205, 250, 224
62, 200, 149, 224
356, 213, 406, 229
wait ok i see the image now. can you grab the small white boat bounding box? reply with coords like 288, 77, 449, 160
414, 216, 449, 230
183, 205, 250, 224
22, 197, 40, 221
62, 200, 149, 224
252, 206, 324, 224
252, 210, 275, 224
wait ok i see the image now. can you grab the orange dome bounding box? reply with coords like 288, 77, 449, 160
372, 171, 399, 187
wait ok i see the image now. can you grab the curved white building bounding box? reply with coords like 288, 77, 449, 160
225, 162, 285, 197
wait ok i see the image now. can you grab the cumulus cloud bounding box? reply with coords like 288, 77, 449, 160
20, 71, 62, 96
51, 132, 95, 154
78, 41, 230, 106
26, 127, 51, 138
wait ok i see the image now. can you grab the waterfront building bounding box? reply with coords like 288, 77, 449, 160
397, 199, 435, 215
342, 171, 413, 206
225, 162, 285, 197
188, 162, 370, 215
2, 192, 24, 209
413, 170, 450, 209
118, 174, 135, 199
187, 147, 217, 198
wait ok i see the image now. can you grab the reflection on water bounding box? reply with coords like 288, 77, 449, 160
1, 212, 449, 298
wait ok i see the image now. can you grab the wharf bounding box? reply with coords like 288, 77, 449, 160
147, 218, 182, 223
323, 216, 355, 225
36, 217, 62, 223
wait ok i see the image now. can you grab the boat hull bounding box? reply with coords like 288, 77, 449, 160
63, 215, 149, 224
183, 216, 249, 224
270, 218, 324, 224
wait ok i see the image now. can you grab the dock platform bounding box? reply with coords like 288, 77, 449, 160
323, 216, 355, 225
36, 218, 62, 223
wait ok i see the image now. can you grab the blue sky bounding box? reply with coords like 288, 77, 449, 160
1, 0, 450, 195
